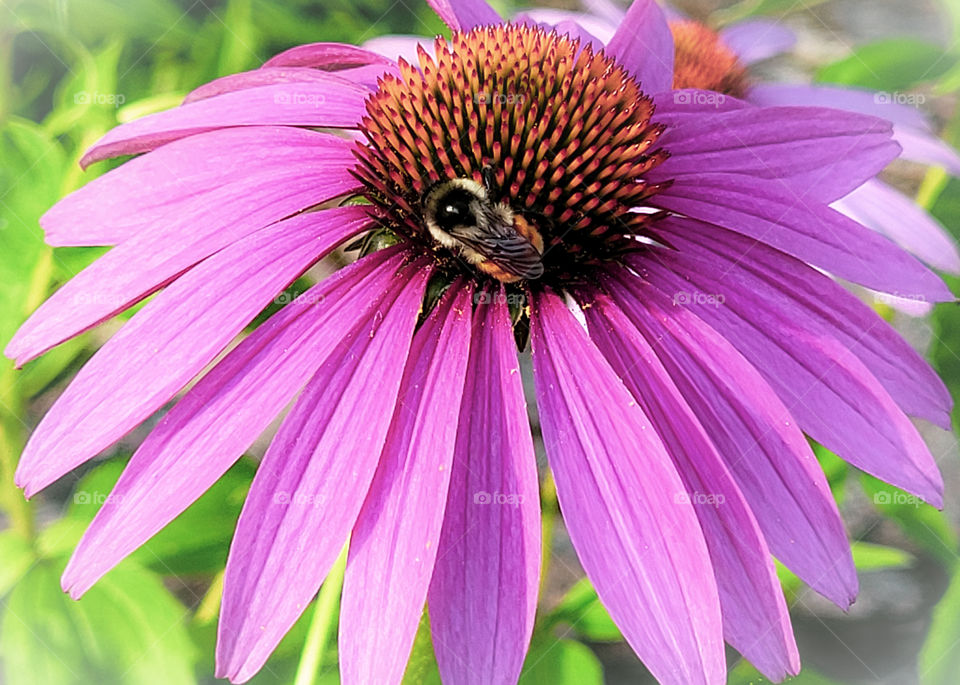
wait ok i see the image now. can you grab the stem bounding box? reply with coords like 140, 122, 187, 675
539, 470, 558, 597
293, 542, 348, 685
193, 570, 225, 626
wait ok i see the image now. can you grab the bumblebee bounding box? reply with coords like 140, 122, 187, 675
423, 176, 545, 283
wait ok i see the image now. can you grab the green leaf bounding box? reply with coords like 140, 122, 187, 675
920, 566, 960, 684
0, 118, 65, 348
519, 638, 603, 685
1, 561, 196, 685
0, 531, 35, 598
859, 474, 958, 567
851, 542, 913, 571
401, 609, 441, 685
816, 39, 956, 92
550, 577, 623, 642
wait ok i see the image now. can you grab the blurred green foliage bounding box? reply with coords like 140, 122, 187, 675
2, 0, 960, 683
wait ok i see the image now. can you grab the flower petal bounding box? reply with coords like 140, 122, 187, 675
833, 178, 960, 275
892, 124, 960, 175
15, 206, 369, 497
428, 288, 540, 685
649, 106, 898, 203
183, 67, 385, 103
7, 128, 358, 364
426, 0, 502, 31
215, 265, 430, 683
81, 82, 368, 166
719, 20, 796, 65
747, 83, 931, 131
651, 172, 953, 302
654, 217, 953, 427
61, 250, 420, 597
606, 271, 856, 607
339, 285, 474, 685
362, 35, 434, 64
582, 291, 799, 681
637, 241, 945, 505
514, 9, 615, 44
37, 126, 357, 249
262, 42, 398, 69
605, 0, 675, 95
530, 288, 725, 685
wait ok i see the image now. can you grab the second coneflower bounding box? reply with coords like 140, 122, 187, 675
6, 1, 954, 684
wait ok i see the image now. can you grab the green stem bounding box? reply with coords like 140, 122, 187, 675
539, 470, 558, 598
293, 542, 348, 685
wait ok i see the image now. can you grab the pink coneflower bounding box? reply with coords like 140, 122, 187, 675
6, 1, 954, 684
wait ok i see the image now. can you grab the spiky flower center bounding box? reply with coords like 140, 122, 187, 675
670, 20, 749, 97
353, 24, 669, 289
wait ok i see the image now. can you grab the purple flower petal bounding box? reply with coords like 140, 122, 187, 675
582, 0, 625, 24
183, 67, 384, 104
362, 35, 434, 64
649, 106, 898, 203
606, 272, 856, 607
605, 0, 675, 95
833, 178, 960, 275
747, 83, 930, 131
635, 239, 945, 505
892, 124, 960, 175
81, 82, 368, 166
426, 0, 502, 31
339, 285, 474, 685
582, 292, 799, 681
514, 9, 616, 43
428, 288, 540, 685
37, 127, 357, 248
655, 217, 953, 427
719, 19, 796, 65
262, 42, 398, 69
530, 288, 725, 685
215, 266, 431, 683
651, 172, 953, 302
650, 90, 750, 126
7, 128, 358, 363
61, 250, 422, 597
14, 206, 369, 498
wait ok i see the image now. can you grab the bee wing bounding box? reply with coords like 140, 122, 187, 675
448, 223, 544, 279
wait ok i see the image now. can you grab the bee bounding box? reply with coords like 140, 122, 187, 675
423, 174, 545, 283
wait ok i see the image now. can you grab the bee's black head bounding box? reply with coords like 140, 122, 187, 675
434, 187, 479, 231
